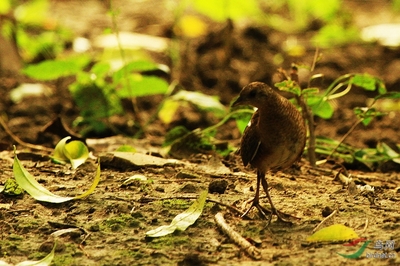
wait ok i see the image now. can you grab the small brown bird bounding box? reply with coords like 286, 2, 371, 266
232, 82, 306, 223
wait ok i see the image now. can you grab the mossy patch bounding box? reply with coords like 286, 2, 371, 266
146, 235, 190, 250
157, 199, 192, 209
102, 214, 142, 232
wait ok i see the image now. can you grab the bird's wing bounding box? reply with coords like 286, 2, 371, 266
240, 111, 261, 166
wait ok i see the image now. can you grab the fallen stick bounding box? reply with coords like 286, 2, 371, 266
214, 212, 261, 260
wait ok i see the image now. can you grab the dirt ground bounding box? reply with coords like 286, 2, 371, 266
0, 0, 400, 265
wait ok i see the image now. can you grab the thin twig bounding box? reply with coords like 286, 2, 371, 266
309, 47, 319, 73
215, 212, 261, 260
313, 209, 337, 233
79, 232, 92, 258
0, 116, 53, 152
360, 218, 369, 235
323, 95, 383, 163
291, 64, 316, 167
303, 50, 322, 167
325, 119, 362, 162
108, 0, 144, 134
297, 94, 316, 166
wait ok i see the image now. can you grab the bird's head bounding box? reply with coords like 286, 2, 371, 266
232, 82, 276, 109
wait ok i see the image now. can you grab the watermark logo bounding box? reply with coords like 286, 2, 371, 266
337, 239, 396, 259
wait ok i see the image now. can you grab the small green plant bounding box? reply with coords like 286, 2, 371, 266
15, 1, 170, 137
316, 137, 400, 170
161, 97, 253, 159
69, 60, 169, 136
274, 61, 400, 169
22, 56, 170, 136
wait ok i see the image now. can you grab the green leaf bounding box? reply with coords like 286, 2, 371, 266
312, 24, 359, 48
377, 80, 387, 94
64, 140, 89, 169
158, 98, 181, 124
275, 80, 301, 96
53, 137, 89, 169
170, 90, 226, 118
350, 74, 386, 93
0, 0, 11, 14
115, 145, 136, 152
350, 74, 376, 91
307, 224, 359, 243
315, 136, 355, 163
14, 0, 49, 26
354, 148, 383, 163
73, 162, 101, 200
393, 158, 400, 164
23, 55, 91, 81
353, 107, 386, 126
113, 60, 167, 83
360, 117, 373, 126
353, 142, 400, 168
53, 136, 72, 162
91, 62, 111, 78
116, 75, 169, 98
14, 150, 73, 203
13, 146, 101, 203
378, 142, 400, 159
310, 99, 334, 119
146, 190, 208, 237
374, 91, 400, 101
231, 108, 254, 134
302, 87, 319, 96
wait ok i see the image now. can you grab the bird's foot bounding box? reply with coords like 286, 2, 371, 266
274, 209, 295, 225
241, 200, 274, 224
241, 201, 298, 225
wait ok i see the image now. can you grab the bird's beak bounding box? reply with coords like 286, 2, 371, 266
231, 95, 243, 107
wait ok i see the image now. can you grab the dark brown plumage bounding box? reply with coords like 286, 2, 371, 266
232, 81, 306, 223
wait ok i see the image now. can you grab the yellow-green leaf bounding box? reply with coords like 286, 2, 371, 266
171, 90, 226, 118
158, 98, 180, 124
73, 162, 101, 200
13, 147, 100, 203
115, 145, 136, 152
176, 15, 207, 38
53, 136, 70, 163
64, 140, 89, 169
146, 190, 208, 237
307, 224, 359, 243
53, 136, 89, 169
0, 0, 11, 14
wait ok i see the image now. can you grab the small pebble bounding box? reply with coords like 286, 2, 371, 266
208, 180, 228, 194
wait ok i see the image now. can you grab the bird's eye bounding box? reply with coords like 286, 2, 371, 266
248, 90, 257, 98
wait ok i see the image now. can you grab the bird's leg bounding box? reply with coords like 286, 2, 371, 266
260, 174, 294, 224
241, 171, 272, 221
